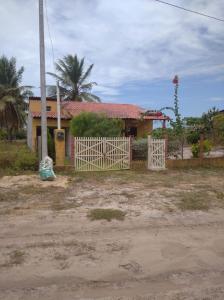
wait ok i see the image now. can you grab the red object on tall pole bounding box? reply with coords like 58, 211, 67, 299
172, 75, 179, 85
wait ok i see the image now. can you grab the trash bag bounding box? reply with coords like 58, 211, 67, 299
39, 156, 56, 181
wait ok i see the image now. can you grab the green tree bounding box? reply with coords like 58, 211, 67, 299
0, 56, 32, 139
213, 114, 224, 145
70, 112, 123, 137
47, 54, 100, 102
201, 107, 219, 135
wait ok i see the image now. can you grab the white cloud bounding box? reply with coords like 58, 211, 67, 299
0, 0, 224, 99
210, 97, 224, 102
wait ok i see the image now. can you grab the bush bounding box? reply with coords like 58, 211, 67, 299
213, 114, 224, 145
14, 149, 38, 171
191, 139, 212, 158
88, 208, 126, 221
152, 128, 182, 158
0, 129, 7, 140
191, 143, 199, 158
132, 138, 148, 160
70, 112, 123, 137
47, 130, 55, 160
14, 129, 26, 140
151, 128, 167, 139
0, 142, 38, 171
186, 130, 200, 145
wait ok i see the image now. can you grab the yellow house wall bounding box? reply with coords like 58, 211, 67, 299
29, 100, 57, 113
137, 120, 153, 138
31, 118, 70, 151
125, 119, 153, 138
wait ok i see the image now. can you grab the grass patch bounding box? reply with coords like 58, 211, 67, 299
1, 250, 26, 268
9, 250, 26, 265
51, 201, 77, 211
88, 208, 126, 221
176, 192, 210, 211
54, 252, 68, 261
0, 141, 38, 172
0, 190, 19, 202
216, 191, 224, 200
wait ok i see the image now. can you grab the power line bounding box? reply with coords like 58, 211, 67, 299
153, 0, 224, 23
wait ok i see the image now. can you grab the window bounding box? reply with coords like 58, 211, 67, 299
46, 106, 51, 111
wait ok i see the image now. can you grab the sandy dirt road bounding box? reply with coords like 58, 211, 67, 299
0, 170, 224, 299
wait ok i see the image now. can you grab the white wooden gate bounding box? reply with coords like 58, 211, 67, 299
74, 137, 130, 171
148, 136, 166, 170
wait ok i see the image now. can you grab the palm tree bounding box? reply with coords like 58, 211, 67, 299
0, 56, 32, 139
47, 55, 100, 102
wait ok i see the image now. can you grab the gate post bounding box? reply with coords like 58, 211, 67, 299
147, 135, 152, 170
54, 129, 65, 166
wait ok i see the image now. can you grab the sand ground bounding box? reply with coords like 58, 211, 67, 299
0, 169, 224, 300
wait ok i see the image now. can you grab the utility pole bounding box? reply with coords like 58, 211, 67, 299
56, 81, 61, 130
39, 0, 48, 159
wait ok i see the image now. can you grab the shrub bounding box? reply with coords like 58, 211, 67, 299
47, 130, 55, 160
0, 142, 38, 171
191, 143, 199, 158
132, 138, 147, 160
191, 139, 212, 158
0, 129, 7, 140
152, 128, 182, 158
186, 130, 200, 145
14, 129, 26, 140
14, 149, 38, 171
88, 208, 126, 221
70, 112, 123, 137
151, 128, 168, 139
213, 114, 224, 145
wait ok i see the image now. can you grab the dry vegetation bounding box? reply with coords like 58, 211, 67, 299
0, 168, 224, 299
88, 208, 126, 221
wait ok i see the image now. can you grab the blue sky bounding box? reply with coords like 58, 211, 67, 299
0, 0, 224, 117
106, 75, 224, 117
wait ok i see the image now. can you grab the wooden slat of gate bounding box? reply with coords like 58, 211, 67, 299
148, 136, 166, 170
74, 137, 130, 171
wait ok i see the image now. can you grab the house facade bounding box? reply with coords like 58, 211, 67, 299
27, 97, 169, 158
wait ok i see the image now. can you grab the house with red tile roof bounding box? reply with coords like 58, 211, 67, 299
27, 97, 169, 157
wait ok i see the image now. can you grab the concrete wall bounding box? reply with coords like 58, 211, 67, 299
166, 157, 224, 168
131, 157, 224, 170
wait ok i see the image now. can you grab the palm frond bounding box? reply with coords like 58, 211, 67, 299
80, 92, 101, 102
80, 64, 94, 85
46, 54, 99, 102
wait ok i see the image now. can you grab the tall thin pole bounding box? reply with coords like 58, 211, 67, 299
39, 0, 48, 159
56, 81, 61, 130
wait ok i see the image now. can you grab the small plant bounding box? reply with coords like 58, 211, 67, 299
191, 139, 212, 158
0, 129, 7, 140
186, 130, 200, 145
216, 192, 224, 200
0, 142, 38, 171
177, 192, 210, 211
8, 250, 26, 266
14, 148, 38, 170
132, 138, 147, 160
88, 208, 126, 221
191, 143, 199, 158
